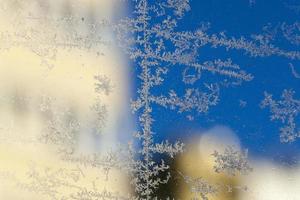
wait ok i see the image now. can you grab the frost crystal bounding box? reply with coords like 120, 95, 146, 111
281, 22, 300, 46
179, 172, 217, 200
289, 63, 300, 79
261, 90, 300, 143
114, 0, 255, 198
212, 146, 252, 176
94, 75, 114, 96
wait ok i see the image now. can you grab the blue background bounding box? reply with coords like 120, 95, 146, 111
130, 0, 300, 165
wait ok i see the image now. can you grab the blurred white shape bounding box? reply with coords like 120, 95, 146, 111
199, 125, 241, 160
240, 161, 300, 200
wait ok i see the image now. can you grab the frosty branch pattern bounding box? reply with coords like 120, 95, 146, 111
113, 0, 300, 198
212, 146, 252, 176
261, 90, 300, 143
179, 172, 217, 200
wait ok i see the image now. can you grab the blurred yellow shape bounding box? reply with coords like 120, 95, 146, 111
0, 0, 131, 199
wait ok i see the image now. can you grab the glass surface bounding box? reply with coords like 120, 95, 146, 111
0, 0, 299, 199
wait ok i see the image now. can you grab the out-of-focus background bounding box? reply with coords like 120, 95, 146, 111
167, 126, 300, 200
0, 0, 132, 199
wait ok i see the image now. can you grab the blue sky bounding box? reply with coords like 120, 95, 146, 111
130, 0, 300, 164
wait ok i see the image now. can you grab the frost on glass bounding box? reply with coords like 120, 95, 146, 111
0, 0, 300, 200
261, 90, 300, 143
212, 146, 252, 176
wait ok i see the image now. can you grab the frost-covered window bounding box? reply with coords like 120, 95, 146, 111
0, 0, 300, 200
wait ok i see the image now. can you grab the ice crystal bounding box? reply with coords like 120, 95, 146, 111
97, 0, 300, 198
281, 22, 300, 46
0, 2, 110, 67
261, 90, 300, 143
179, 172, 217, 200
239, 100, 247, 108
113, 0, 255, 198
212, 146, 252, 176
91, 100, 108, 135
41, 108, 80, 154
289, 63, 300, 79
17, 162, 130, 200
94, 75, 115, 96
